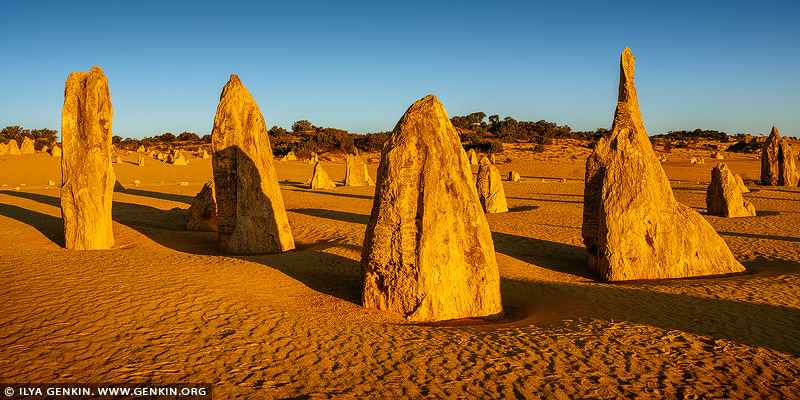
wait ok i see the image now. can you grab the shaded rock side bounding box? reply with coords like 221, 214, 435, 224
760, 126, 799, 186
706, 163, 756, 218
8, 139, 21, 155
0, 142, 7, 155
211, 74, 295, 254
20, 137, 35, 154
187, 180, 218, 231
361, 94, 503, 322
310, 162, 336, 190
344, 154, 374, 186
508, 171, 521, 182
582, 48, 744, 281
476, 156, 508, 213
60, 66, 116, 250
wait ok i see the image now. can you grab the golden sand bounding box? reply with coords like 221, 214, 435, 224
0, 145, 798, 398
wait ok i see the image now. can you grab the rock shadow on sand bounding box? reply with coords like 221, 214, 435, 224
503, 277, 800, 355
492, 231, 593, 279
0, 192, 64, 246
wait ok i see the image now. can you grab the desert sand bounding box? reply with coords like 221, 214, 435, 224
1, 144, 799, 399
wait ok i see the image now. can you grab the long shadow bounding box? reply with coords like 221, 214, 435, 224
241, 247, 362, 305
745, 195, 799, 202
0, 199, 64, 246
122, 188, 195, 204
501, 277, 800, 355
288, 208, 369, 224
1, 189, 61, 207
491, 231, 593, 279
718, 231, 800, 243
283, 187, 374, 200
506, 196, 583, 204
508, 205, 538, 212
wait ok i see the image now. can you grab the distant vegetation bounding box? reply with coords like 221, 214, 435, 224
0, 126, 58, 149
651, 129, 729, 143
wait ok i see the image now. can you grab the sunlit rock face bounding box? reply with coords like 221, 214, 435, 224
211, 74, 294, 255
760, 126, 799, 187
361, 94, 503, 322
582, 48, 745, 281
706, 163, 756, 218
60, 66, 116, 250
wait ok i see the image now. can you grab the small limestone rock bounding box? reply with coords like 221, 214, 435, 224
706, 163, 756, 218
13, 186, 20, 191
48, 180, 56, 186
115, 156, 122, 164
310, 162, 336, 189
760, 126, 799, 186
0, 142, 8, 155
582, 48, 744, 281
689, 157, 698, 164
508, 171, 521, 182
490, 153, 497, 164
137, 145, 145, 153
308, 152, 319, 164
286, 151, 297, 161
178, 181, 189, 186
344, 154, 374, 186
713, 151, 724, 159
211, 74, 294, 254
559, 178, 567, 183
659, 154, 667, 162
361, 94, 503, 322
202, 150, 210, 159
132, 179, 141, 187
52, 145, 62, 157
467, 149, 478, 165
698, 158, 705, 165
477, 156, 508, 213
158, 152, 165, 161
172, 154, 188, 165
42, 145, 49, 153
137, 155, 146, 166
60, 66, 115, 250
8, 140, 21, 156
20, 137, 35, 155
187, 180, 218, 232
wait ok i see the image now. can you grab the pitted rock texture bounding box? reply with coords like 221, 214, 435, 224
211, 74, 294, 255
581, 48, 744, 281
477, 156, 508, 213
60, 66, 116, 250
361, 94, 503, 322
760, 126, 799, 186
706, 163, 756, 218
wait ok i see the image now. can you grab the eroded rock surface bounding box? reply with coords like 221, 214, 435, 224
760, 126, 799, 186
60, 66, 115, 250
344, 154, 374, 186
361, 94, 503, 322
211, 74, 294, 254
7, 140, 21, 156
310, 162, 336, 190
582, 48, 744, 281
20, 137, 34, 154
477, 156, 508, 213
706, 163, 756, 218
187, 180, 218, 232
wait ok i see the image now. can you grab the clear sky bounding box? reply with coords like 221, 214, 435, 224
1, 0, 798, 139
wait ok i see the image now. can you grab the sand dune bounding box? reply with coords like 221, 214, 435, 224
1, 148, 799, 399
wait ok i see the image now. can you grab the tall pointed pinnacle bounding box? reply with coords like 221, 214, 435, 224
581, 48, 745, 281
612, 47, 646, 140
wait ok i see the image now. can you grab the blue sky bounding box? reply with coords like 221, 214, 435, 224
1, 1, 798, 139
